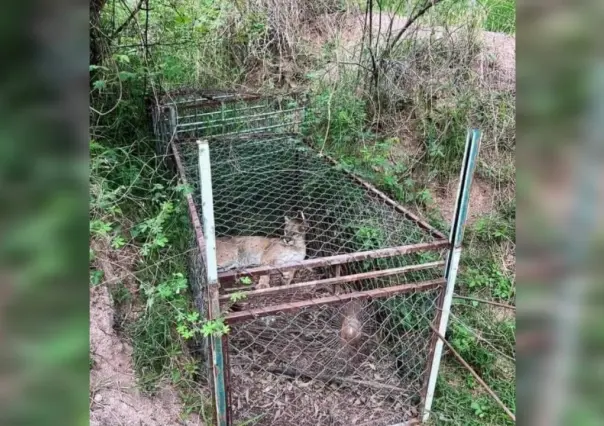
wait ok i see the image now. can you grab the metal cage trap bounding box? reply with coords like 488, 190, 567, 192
150, 89, 482, 426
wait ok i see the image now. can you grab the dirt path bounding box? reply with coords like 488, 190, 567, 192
90, 284, 205, 426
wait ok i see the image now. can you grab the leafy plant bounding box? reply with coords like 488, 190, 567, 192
229, 291, 247, 303
239, 276, 252, 285
201, 318, 230, 337
471, 400, 489, 419
90, 269, 104, 286
132, 201, 174, 256
463, 264, 515, 301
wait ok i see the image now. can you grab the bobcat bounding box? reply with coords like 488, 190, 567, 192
216, 213, 307, 289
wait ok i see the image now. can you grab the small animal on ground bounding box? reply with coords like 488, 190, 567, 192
215, 212, 307, 289
340, 299, 363, 356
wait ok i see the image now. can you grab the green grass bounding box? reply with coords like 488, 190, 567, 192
90, 130, 213, 419
481, 0, 515, 34
362, 0, 515, 34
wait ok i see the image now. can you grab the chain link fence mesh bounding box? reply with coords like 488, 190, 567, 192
152, 90, 450, 425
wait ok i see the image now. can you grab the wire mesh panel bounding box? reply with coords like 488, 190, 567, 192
152, 88, 304, 159
151, 90, 451, 425
226, 287, 443, 426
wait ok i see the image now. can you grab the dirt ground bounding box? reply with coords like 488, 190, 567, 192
89, 283, 206, 426
431, 176, 496, 225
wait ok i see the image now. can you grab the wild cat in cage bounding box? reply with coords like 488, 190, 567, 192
215, 211, 307, 289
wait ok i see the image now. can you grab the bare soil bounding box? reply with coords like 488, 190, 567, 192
430, 176, 496, 225
90, 283, 205, 426
89, 237, 204, 426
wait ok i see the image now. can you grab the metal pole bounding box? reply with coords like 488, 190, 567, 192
169, 105, 177, 133
197, 140, 228, 426
422, 129, 482, 422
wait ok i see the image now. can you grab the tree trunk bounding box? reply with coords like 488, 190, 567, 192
90, 0, 108, 66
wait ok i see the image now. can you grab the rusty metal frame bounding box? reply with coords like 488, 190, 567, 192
153, 93, 472, 426
224, 278, 446, 324
217, 240, 448, 284
218, 260, 445, 301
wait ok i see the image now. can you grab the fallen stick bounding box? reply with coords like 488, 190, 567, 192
453, 295, 516, 310
429, 325, 516, 422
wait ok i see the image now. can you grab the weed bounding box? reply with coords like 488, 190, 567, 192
482, 0, 515, 34
239, 276, 253, 286
303, 81, 370, 154
111, 281, 132, 306
90, 270, 104, 287
462, 261, 515, 302
229, 291, 248, 303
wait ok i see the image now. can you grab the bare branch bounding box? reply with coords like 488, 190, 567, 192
110, 0, 145, 39
453, 295, 516, 310
381, 0, 444, 60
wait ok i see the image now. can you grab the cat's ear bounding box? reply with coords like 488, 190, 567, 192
284, 216, 291, 223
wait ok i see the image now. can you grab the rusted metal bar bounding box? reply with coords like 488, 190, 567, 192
175, 132, 299, 146
224, 278, 445, 324
179, 103, 268, 121
453, 295, 516, 310
171, 142, 207, 262
177, 120, 303, 137
218, 240, 448, 284
315, 149, 447, 240
219, 260, 445, 301
177, 107, 304, 129
174, 94, 262, 111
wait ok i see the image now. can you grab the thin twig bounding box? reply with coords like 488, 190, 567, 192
111, 0, 145, 39
381, 0, 444, 60
320, 90, 334, 154
449, 313, 516, 363
430, 325, 516, 422
453, 295, 516, 310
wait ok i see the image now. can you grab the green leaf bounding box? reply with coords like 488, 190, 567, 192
111, 236, 126, 249
186, 311, 200, 323
92, 80, 106, 91
176, 183, 193, 195
89, 64, 109, 71
113, 54, 130, 63
229, 292, 247, 302
90, 270, 104, 286
118, 71, 137, 81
